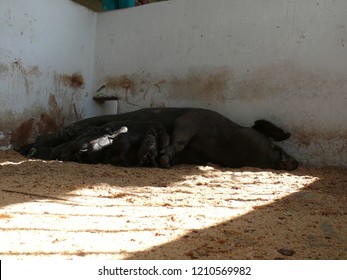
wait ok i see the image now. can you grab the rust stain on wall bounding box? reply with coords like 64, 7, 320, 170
10, 118, 34, 147
168, 68, 232, 103
104, 69, 232, 111
105, 75, 136, 94
7, 93, 78, 148
39, 94, 66, 134
1, 61, 41, 95
1, 65, 86, 149
59, 72, 85, 89
232, 61, 330, 101
9, 112, 61, 148
12, 60, 31, 95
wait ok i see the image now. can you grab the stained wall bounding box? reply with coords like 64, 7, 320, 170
1, 0, 347, 167
94, 0, 347, 166
0, 0, 102, 148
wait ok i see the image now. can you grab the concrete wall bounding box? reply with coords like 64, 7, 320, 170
94, 0, 347, 167
0, 0, 101, 148
1, 0, 346, 167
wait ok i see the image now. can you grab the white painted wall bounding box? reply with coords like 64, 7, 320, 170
0, 0, 103, 148
1, 0, 346, 167
94, 0, 347, 167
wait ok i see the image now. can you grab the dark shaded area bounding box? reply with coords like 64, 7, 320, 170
252, 119, 291, 141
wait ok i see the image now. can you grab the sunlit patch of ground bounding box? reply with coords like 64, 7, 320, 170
0, 150, 346, 259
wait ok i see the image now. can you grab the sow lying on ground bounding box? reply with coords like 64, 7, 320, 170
18, 107, 298, 170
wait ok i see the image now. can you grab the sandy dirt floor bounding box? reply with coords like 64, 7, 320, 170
0, 149, 346, 260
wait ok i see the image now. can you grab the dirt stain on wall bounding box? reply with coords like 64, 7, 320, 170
10, 118, 35, 147
28, 65, 41, 77
1, 63, 86, 149
231, 61, 331, 101
8, 94, 78, 148
104, 68, 232, 110
12, 60, 31, 95
59, 72, 85, 89
0, 63, 9, 76
105, 75, 135, 94
288, 130, 347, 166
168, 68, 232, 103
9, 114, 61, 149
293, 130, 347, 147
